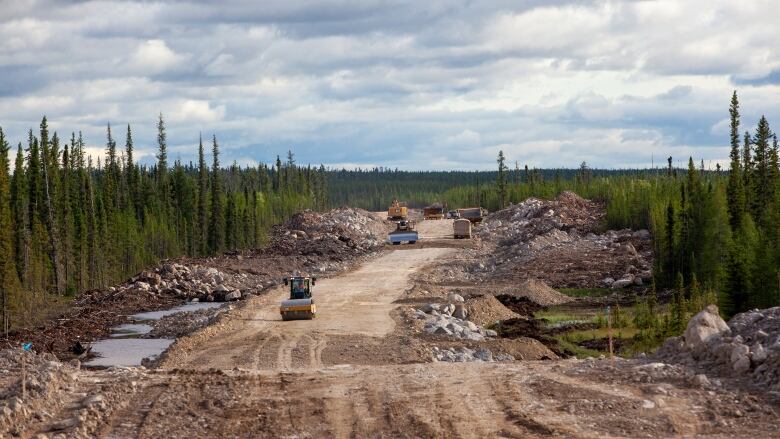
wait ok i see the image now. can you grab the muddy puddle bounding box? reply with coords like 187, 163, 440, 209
86, 302, 223, 367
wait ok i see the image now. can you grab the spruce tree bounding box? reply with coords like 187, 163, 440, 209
197, 135, 208, 255
496, 150, 508, 209
752, 116, 774, 223
156, 113, 169, 208
208, 135, 224, 253
726, 92, 746, 230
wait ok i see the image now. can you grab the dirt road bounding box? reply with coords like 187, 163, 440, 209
166, 246, 452, 370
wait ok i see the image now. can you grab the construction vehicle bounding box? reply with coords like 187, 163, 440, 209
447, 210, 460, 219
387, 199, 408, 220
280, 276, 317, 320
387, 220, 418, 245
453, 218, 472, 239
423, 203, 445, 220
458, 207, 486, 223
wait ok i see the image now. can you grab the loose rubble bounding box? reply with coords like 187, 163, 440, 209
430, 346, 515, 362
655, 305, 780, 391
415, 301, 498, 341
144, 304, 234, 339
120, 263, 250, 303
470, 191, 653, 288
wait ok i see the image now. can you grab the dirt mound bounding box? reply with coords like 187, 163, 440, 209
465, 295, 520, 326
505, 279, 572, 307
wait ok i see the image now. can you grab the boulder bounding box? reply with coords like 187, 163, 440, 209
611, 276, 634, 289
447, 293, 465, 303
224, 291, 241, 301
751, 343, 768, 364
683, 305, 730, 353
453, 304, 468, 319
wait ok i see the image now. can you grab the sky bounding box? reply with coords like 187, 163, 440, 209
1, 0, 779, 171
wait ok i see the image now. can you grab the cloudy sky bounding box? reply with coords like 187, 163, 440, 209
1, 0, 779, 170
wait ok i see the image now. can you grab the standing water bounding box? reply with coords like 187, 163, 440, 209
85, 301, 223, 367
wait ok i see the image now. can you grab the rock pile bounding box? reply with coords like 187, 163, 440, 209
430, 346, 515, 362
655, 305, 780, 390
144, 304, 234, 339
117, 262, 255, 303
415, 296, 498, 341
265, 207, 388, 260
471, 191, 653, 288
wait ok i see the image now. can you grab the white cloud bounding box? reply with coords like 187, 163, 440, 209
0, 0, 779, 170
128, 39, 186, 74
171, 100, 226, 123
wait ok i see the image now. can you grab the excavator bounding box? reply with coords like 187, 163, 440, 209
280, 276, 317, 320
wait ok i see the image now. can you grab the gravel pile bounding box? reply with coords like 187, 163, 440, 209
655, 305, 780, 390
469, 191, 653, 288
430, 346, 515, 362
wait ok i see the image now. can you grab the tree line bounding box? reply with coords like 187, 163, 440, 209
0, 115, 327, 334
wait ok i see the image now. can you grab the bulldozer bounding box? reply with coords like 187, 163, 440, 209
280, 276, 317, 321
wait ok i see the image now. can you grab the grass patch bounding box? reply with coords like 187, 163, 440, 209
555, 338, 603, 359
558, 287, 613, 298
561, 327, 640, 342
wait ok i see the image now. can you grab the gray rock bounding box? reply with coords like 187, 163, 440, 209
611, 276, 634, 289
690, 374, 711, 388
441, 304, 455, 316
751, 343, 768, 364
684, 305, 730, 353
474, 348, 493, 362
224, 290, 241, 301
433, 326, 452, 336
421, 303, 440, 313
453, 304, 468, 320
485, 329, 498, 337
603, 277, 615, 286
447, 293, 465, 303
731, 344, 749, 364
733, 355, 751, 373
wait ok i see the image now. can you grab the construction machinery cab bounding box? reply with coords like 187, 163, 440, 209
284, 276, 316, 299
283, 276, 316, 299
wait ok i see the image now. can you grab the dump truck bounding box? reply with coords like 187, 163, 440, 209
423, 203, 445, 220
387, 199, 408, 220
387, 220, 418, 245
458, 207, 485, 223
447, 210, 460, 219
280, 276, 317, 320
453, 218, 472, 239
